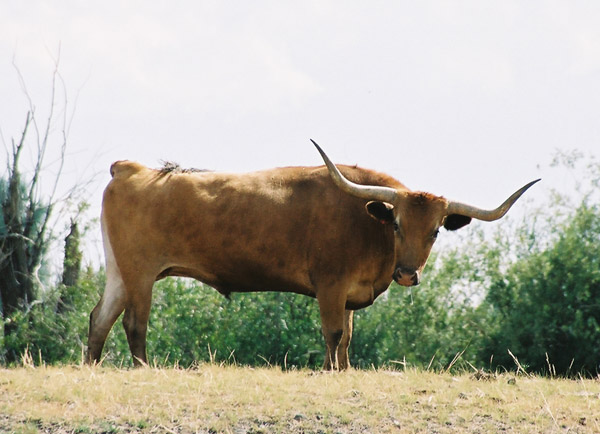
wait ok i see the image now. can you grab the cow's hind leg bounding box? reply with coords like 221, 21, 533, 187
317, 291, 347, 371
337, 310, 354, 370
87, 262, 126, 364
122, 280, 154, 367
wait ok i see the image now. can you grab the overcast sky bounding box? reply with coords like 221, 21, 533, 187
2, 1, 600, 261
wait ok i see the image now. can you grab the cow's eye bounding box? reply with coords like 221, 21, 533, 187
431, 229, 440, 239
393, 222, 399, 232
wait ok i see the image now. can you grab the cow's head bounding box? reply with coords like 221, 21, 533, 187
312, 140, 540, 287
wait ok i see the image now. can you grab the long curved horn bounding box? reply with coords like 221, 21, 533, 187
447, 179, 541, 221
311, 139, 397, 204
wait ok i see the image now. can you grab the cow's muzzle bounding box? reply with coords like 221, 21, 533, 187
393, 267, 421, 287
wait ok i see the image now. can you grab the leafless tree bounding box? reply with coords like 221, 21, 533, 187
1, 50, 86, 346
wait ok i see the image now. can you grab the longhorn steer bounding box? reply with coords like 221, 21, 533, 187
87, 141, 539, 369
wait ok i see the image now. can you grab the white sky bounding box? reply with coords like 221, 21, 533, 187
2, 1, 600, 264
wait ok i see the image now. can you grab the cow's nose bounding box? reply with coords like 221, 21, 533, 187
394, 267, 421, 286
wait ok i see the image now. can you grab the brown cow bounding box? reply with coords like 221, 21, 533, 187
87, 141, 539, 370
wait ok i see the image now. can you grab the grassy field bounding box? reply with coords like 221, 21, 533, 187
0, 362, 599, 433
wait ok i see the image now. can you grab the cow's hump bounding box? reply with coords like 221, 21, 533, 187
110, 160, 146, 178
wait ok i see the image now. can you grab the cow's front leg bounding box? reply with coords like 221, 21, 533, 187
337, 309, 354, 370
317, 291, 347, 371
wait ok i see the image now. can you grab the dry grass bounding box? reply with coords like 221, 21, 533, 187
0, 363, 599, 433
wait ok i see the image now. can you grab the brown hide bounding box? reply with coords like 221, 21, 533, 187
103, 162, 400, 305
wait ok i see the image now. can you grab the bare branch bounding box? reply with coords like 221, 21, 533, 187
28, 54, 59, 208
9, 111, 32, 178
0, 233, 36, 244
0, 249, 12, 267
34, 61, 69, 258
12, 55, 35, 118
0, 126, 10, 172
3, 113, 32, 244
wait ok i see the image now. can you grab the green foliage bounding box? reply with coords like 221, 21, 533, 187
0, 273, 324, 368
148, 280, 323, 368
0, 176, 52, 314
352, 248, 487, 370
0, 269, 105, 364
478, 201, 600, 375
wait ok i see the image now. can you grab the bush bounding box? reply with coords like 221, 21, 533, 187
479, 201, 600, 375
0, 269, 106, 365
352, 246, 490, 370
147, 279, 323, 368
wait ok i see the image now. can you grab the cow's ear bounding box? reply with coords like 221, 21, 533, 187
366, 201, 395, 225
444, 214, 472, 231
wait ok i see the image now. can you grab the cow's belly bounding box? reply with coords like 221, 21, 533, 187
157, 262, 316, 299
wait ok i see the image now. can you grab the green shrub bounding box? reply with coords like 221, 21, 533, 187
147, 279, 323, 368
479, 201, 600, 375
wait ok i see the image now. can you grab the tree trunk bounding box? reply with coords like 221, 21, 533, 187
57, 219, 82, 313
61, 220, 81, 288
